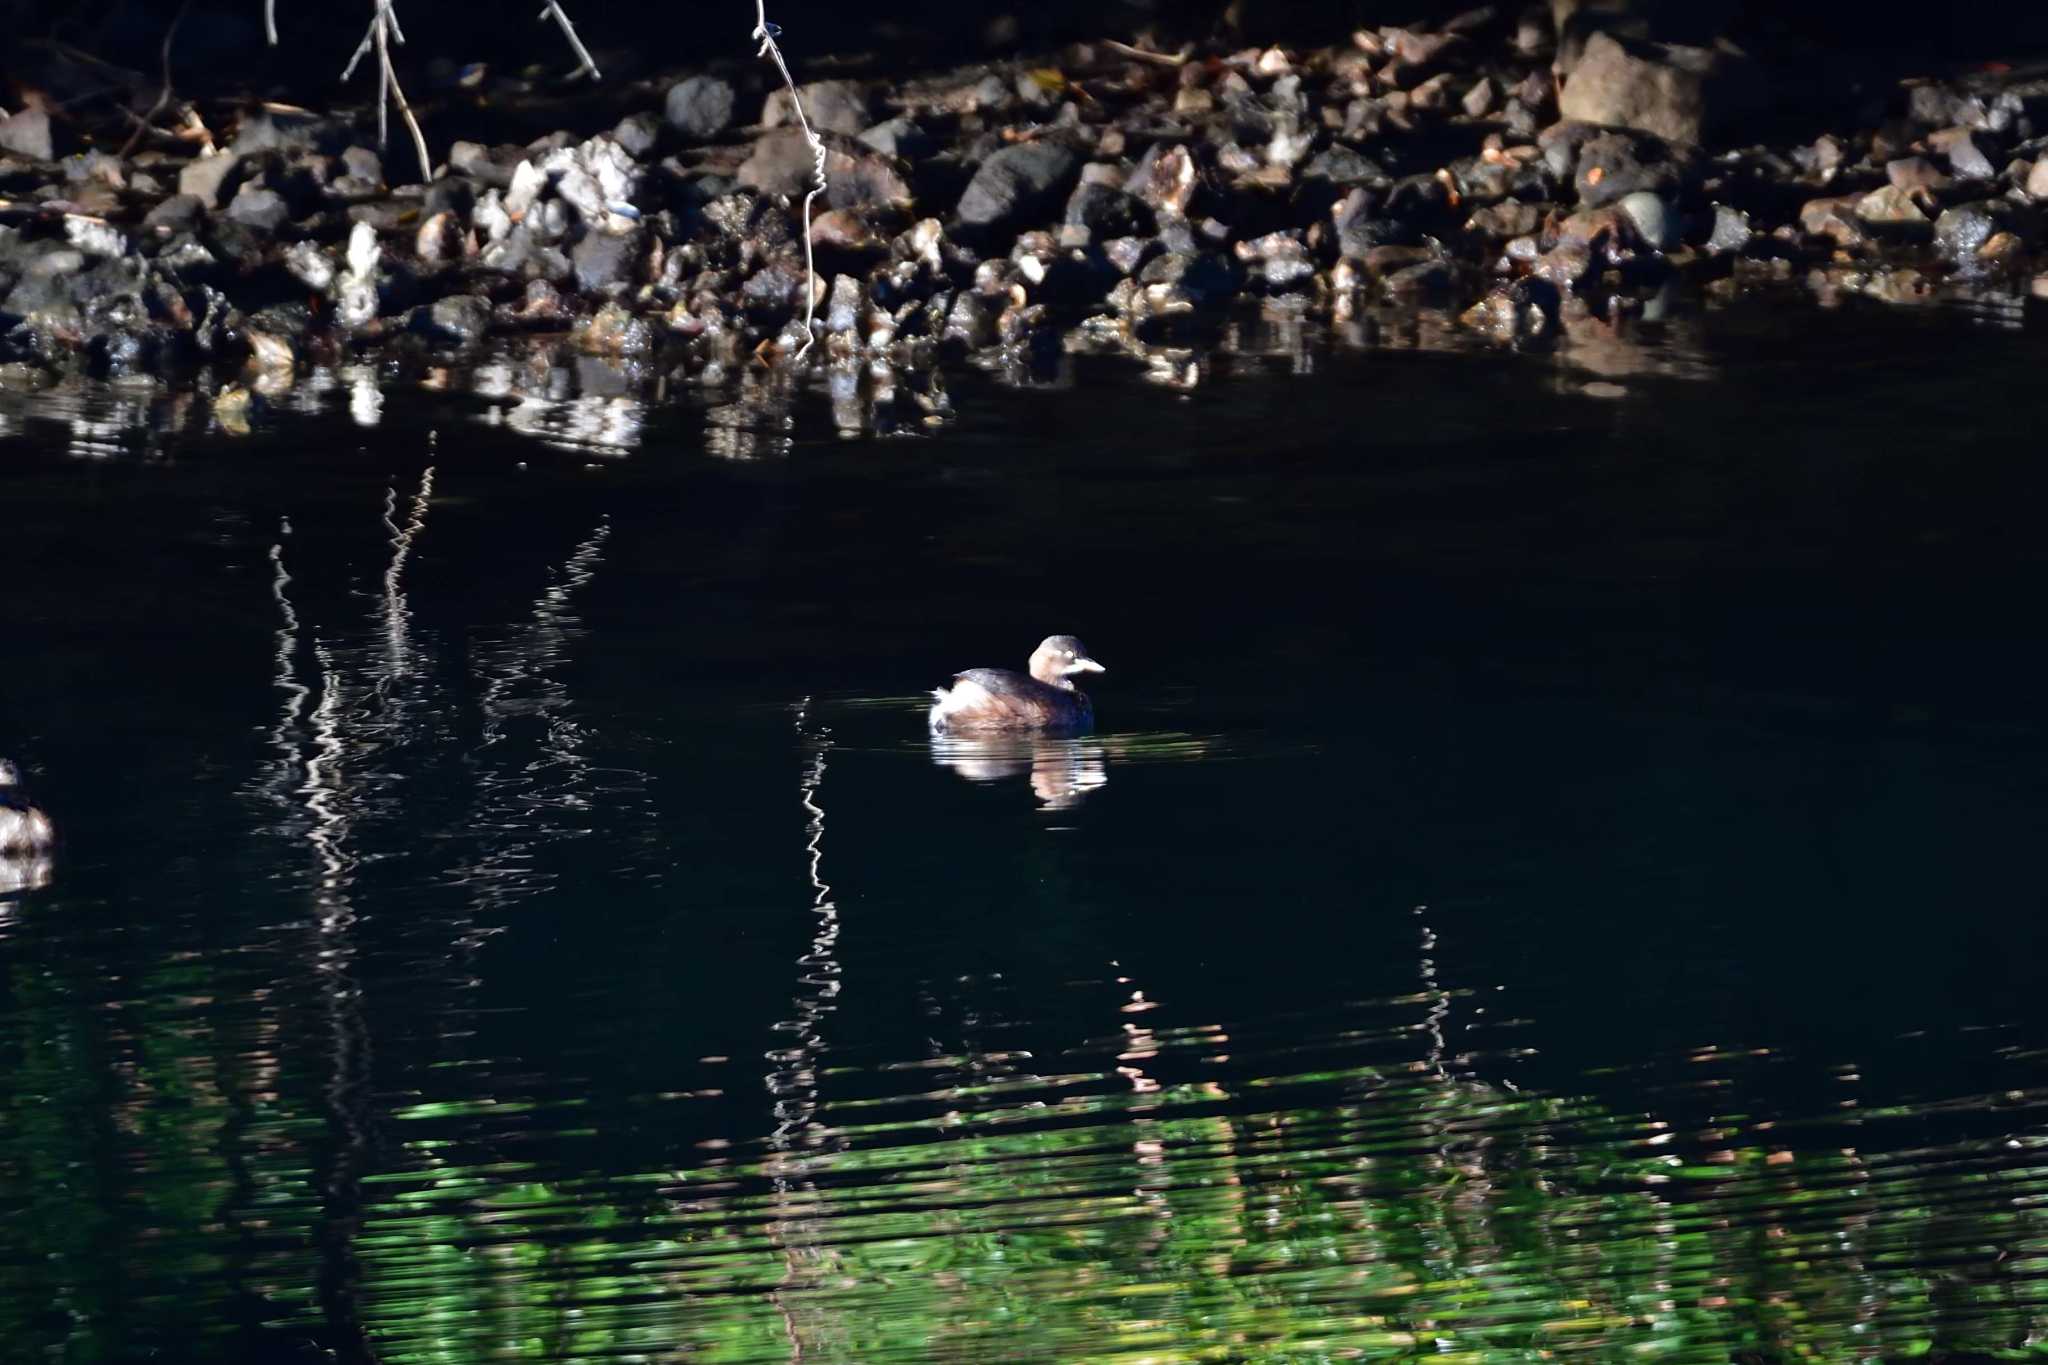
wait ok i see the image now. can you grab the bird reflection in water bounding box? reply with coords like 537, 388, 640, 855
0, 854, 51, 898
930, 734, 1110, 809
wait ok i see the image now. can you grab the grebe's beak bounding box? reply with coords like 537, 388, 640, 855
1069, 657, 1105, 675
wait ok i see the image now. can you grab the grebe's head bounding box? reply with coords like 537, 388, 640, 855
1030, 635, 1105, 686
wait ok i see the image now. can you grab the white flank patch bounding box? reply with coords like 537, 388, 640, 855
928, 678, 996, 731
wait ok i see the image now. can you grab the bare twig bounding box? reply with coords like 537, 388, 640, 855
118, 0, 193, 159
537, 1, 601, 80
752, 1, 824, 361
265, 0, 278, 45
341, 1, 431, 185
1102, 38, 1190, 67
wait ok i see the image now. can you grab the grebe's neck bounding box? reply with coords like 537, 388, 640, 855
1028, 650, 1067, 688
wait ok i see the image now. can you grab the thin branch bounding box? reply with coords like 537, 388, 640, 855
119, 0, 193, 159
752, 1, 824, 361
1101, 38, 1190, 67
537, 1, 601, 81
342, 1, 432, 185
265, 0, 278, 45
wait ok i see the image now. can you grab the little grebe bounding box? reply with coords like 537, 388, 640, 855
929, 635, 1105, 734
0, 760, 54, 856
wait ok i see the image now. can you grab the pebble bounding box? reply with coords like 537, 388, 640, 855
1, 18, 2044, 398
0, 107, 57, 160
958, 141, 1081, 231
665, 76, 736, 142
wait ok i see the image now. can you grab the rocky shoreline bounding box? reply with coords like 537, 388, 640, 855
3, 7, 2047, 426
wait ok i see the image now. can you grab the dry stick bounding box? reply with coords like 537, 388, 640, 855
265, 0, 278, 45
538, 1, 601, 80
752, 2, 825, 361
341, 1, 432, 185
119, 0, 194, 159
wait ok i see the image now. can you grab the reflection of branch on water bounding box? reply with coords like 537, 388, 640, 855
457, 519, 617, 925
301, 646, 376, 1361
265, 526, 310, 816
378, 467, 435, 681
1417, 905, 1447, 1080
255, 489, 431, 1361
930, 735, 1109, 810
248, 479, 636, 1354
770, 705, 841, 1135
766, 700, 845, 1358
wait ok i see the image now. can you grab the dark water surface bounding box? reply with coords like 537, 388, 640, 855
5, 300, 2048, 1363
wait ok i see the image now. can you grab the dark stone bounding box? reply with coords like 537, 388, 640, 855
342, 146, 382, 183
346, 199, 415, 234
1137, 250, 1240, 304
1465, 199, 1544, 240
226, 185, 291, 232
416, 294, 493, 347
246, 302, 314, 346
1929, 128, 1996, 181
142, 194, 206, 237
423, 177, 476, 221
1156, 215, 1200, 255
1302, 145, 1391, 190
234, 108, 348, 156
0, 108, 56, 160
738, 130, 822, 197
1534, 238, 1596, 289
1381, 259, 1456, 297
572, 228, 642, 293
74, 257, 149, 324
1334, 188, 1416, 256
1102, 235, 1156, 275
1886, 156, 1950, 193
613, 112, 662, 160
957, 141, 1081, 230
1704, 203, 1751, 253
328, 174, 380, 202
943, 290, 1000, 349
810, 208, 882, 261
858, 117, 934, 161
1932, 201, 2004, 265
447, 142, 527, 189
1573, 130, 1688, 208
1235, 231, 1314, 292
765, 81, 871, 138
178, 151, 242, 209
1798, 195, 1867, 248
740, 257, 805, 323
85, 326, 157, 376
1027, 249, 1119, 308
826, 150, 913, 212
571, 300, 653, 355
1907, 84, 1985, 132
1125, 143, 1197, 216
498, 278, 570, 329
1063, 182, 1154, 240
1461, 277, 1557, 345
1384, 174, 1458, 235
1617, 191, 1676, 250
1, 245, 87, 321
666, 76, 737, 142
1557, 31, 1760, 145
151, 231, 217, 275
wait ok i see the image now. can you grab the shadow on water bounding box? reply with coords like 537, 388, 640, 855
5, 295, 2048, 1360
